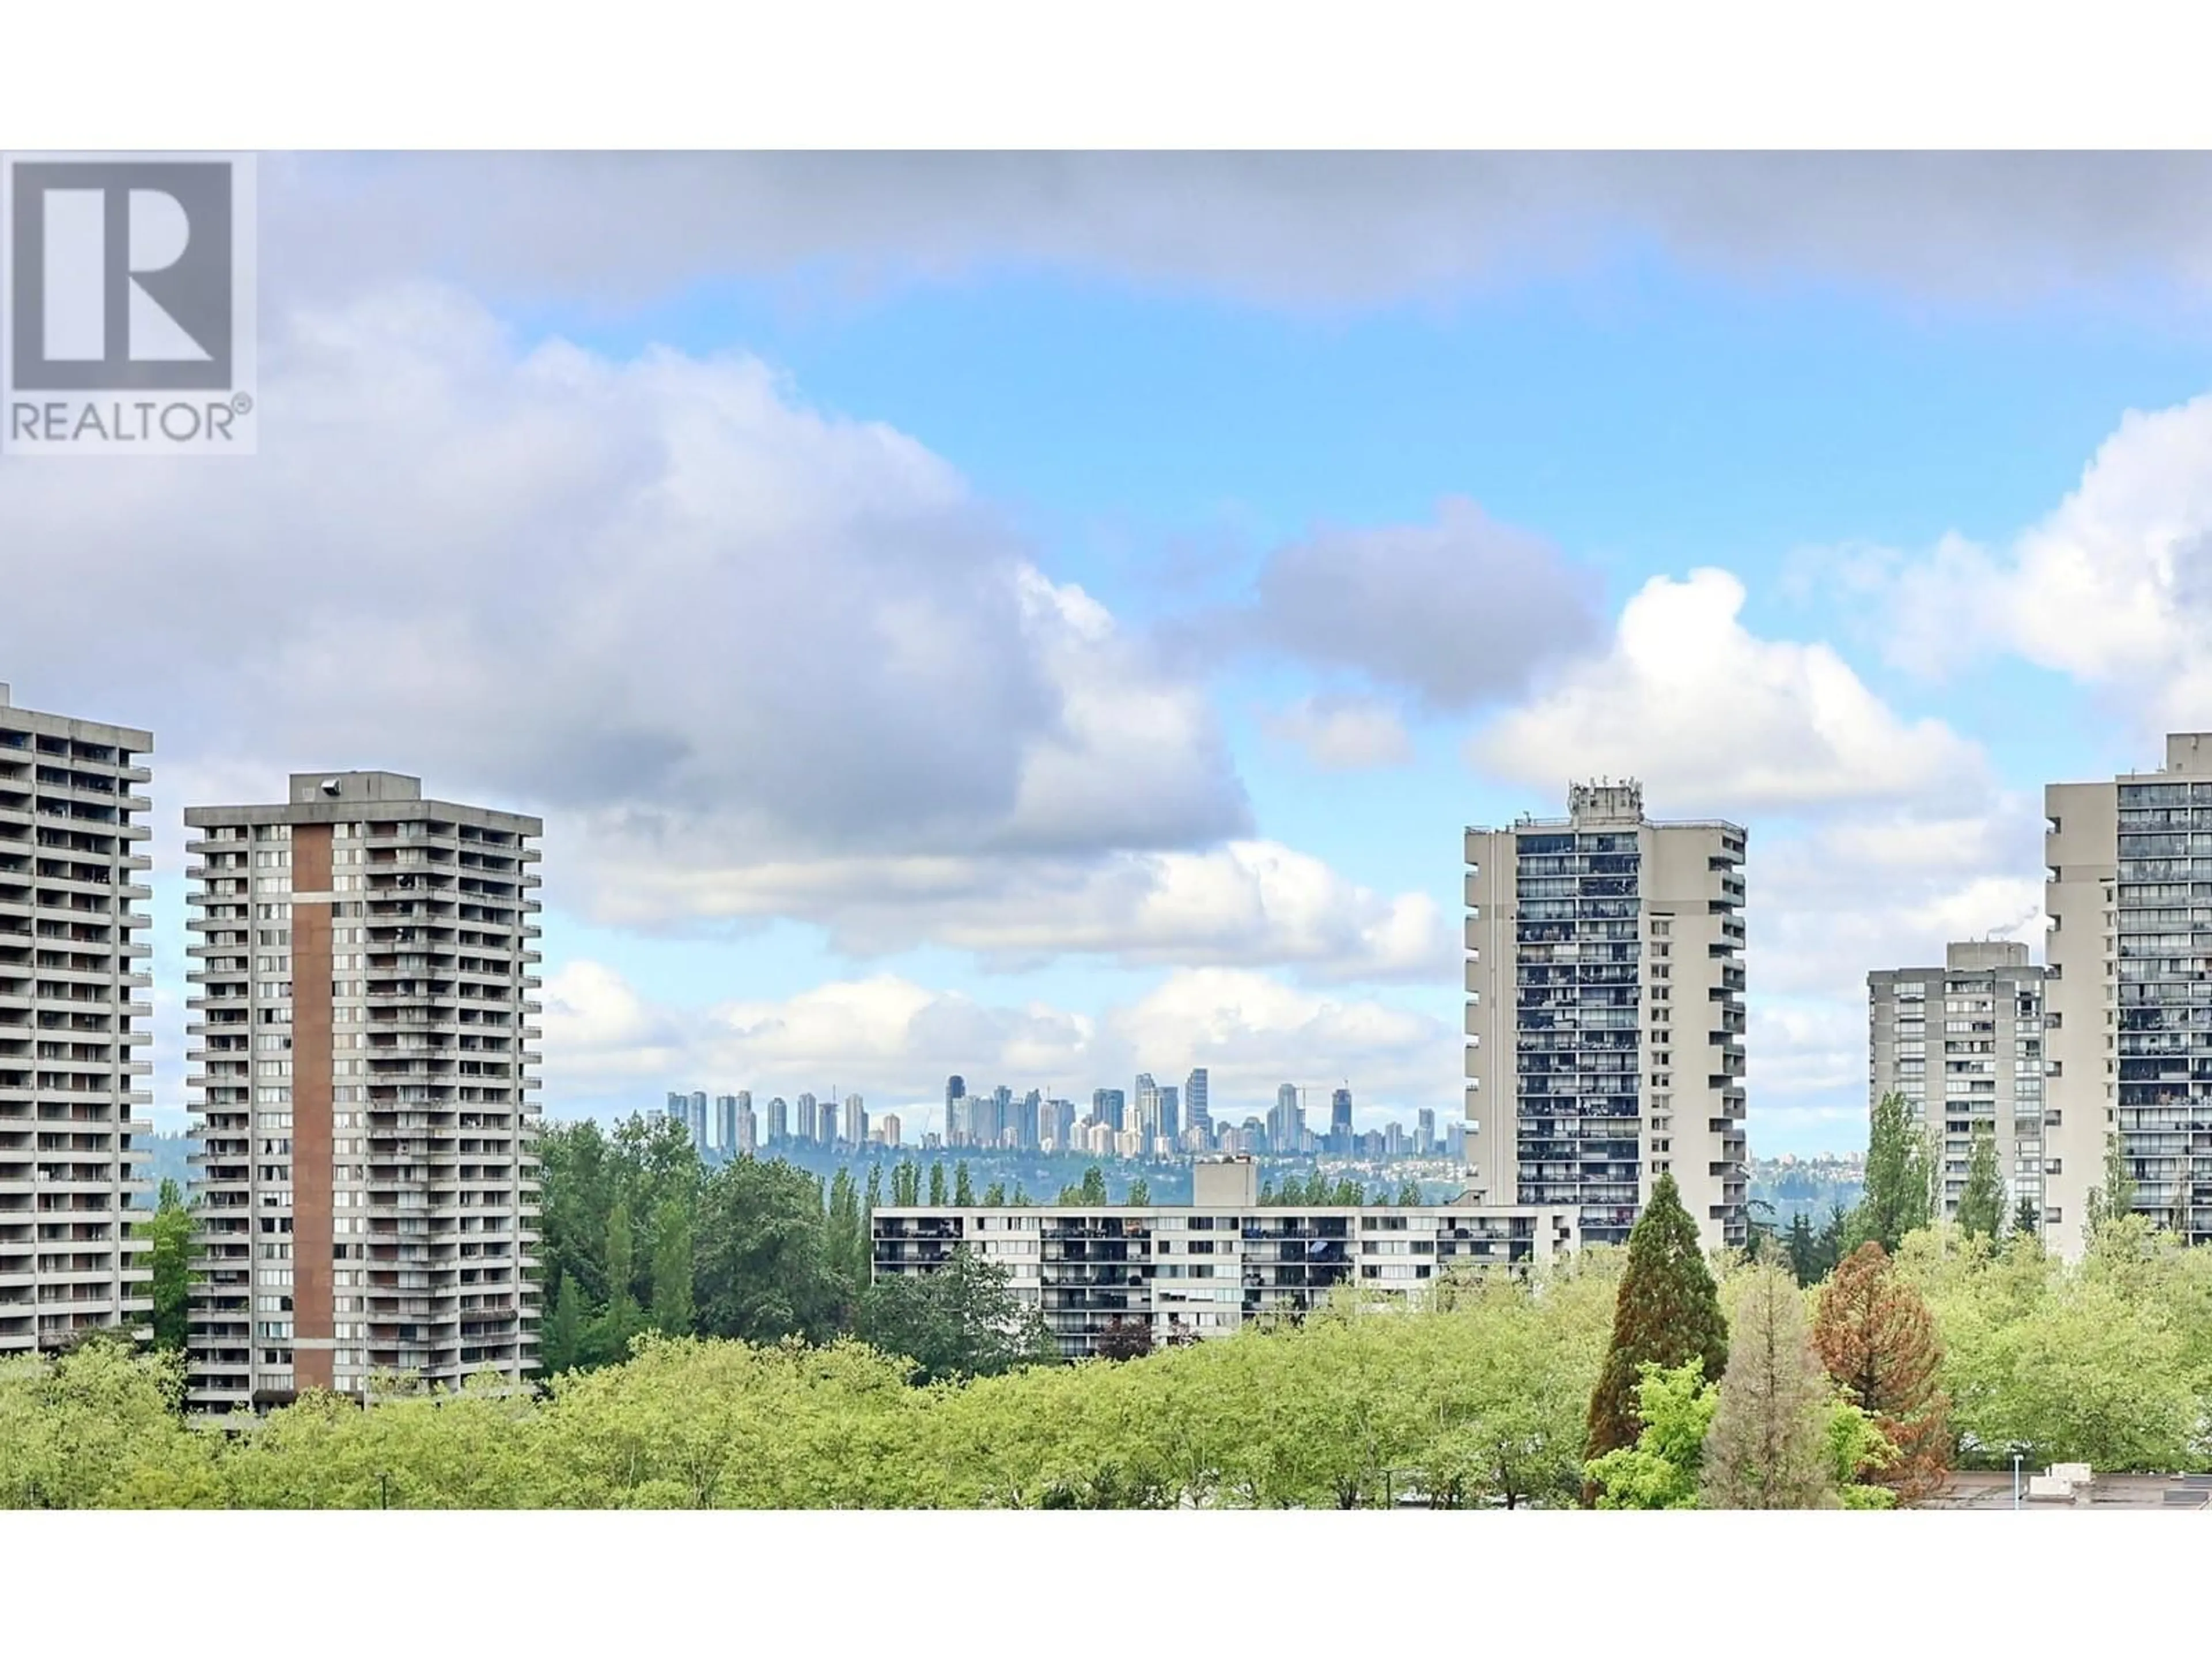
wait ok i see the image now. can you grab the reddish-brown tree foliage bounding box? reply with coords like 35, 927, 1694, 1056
1812, 1241, 1951, 1503
1094, 1316, 1154, 1362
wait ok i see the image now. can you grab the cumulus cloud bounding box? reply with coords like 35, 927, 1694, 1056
266, 153, 2212, 313
1237, 499, 1601, 711
0, 283, 1281, 919
540, 961, 1457, 1127
1818, 392, 2212, 738
1468, 568, 1990, 813
1262, 694, 1415, 770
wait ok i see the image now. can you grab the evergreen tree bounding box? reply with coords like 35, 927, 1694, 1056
1585, 1172, 1728, 1486
1784, 1213, 1820, 1287
543, 1271, 584, 1375
1850, 1091, 1933, 1253
1955, 1128, 2005, 1241
1815, 1200, 1850, 1280
1701, 1265, 1838, 1509
647, 1199, 695, 1335
953, 1162, 975, 1206
1812, 1242, 1949, 1504
2010, 1194, 2041, 1241
928, 1162, 948, 1206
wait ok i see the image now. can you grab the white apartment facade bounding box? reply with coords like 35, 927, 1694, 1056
1465, 781, 1748, 1251
872, 1157, 1578, 1360
0, 685, 155, 1355
184, 771, 543, 1411
1868, 941, 2048, 1230
2046, 734, 2212, 1254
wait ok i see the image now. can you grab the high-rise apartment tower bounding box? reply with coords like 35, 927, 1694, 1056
1464, 780, 1747, 1250
184, 771, 542, 1412
0, 685, 154, 1356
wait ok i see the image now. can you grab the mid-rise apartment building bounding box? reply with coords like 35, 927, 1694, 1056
184, 771, 542, 1411
1465, 780, 1748, 1251
1868, 942, 2047, 1229
0, 685, 154, 1355
872, 1157, 1578, 1360
2046, 734, 2212, 1253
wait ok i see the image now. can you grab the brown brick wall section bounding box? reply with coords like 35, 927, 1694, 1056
290, 824, 335, 1391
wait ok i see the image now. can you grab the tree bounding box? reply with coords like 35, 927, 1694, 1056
590, 1198, 641, 1365
2085, 1131, 2139, 1236
1080, 1166, 1108, 1206
953, 1162, 975, 1206
1815, 1200, 1850, 1282
1813, 1243, 1949, 1503
2009, 1195, 2042, 1243
1585, 1173, 1728, 1483
892, 1159, 921, 1207
1700, 1266, 1837, 1509
1094, 1317, 1154, 1362
981, 1180, 1007, 1206
1126, 1178, 1151, 1206
648, 1199, 695, 1335
1956, 1128, 2005, 1241
1851, 1090, 1933, 1254
1396, 1177, 1422, 1207
691, 1159, 847, 1346
857, 1248, 1056, 1385
543, 1271, 585, 1376
927, 1161, 947, 1206
1584, 1361, 1717, 1509
1784, 1213, 1820, 1288
142, 1178, 194, 1351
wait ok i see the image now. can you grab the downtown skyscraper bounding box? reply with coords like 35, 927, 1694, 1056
184, 770, 543, 1411
0, 686, 154, 1356
1464, 780, 1747, 1250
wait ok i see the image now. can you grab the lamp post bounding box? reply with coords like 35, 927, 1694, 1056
2012, 1450, 2023, 1511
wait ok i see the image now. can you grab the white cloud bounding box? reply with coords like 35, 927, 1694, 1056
585, 838, 1453, 983
1468, 567, 1990, 813
1262, 694, 1415, 770
1824, 393, 2212, 738
540, 961, 1456, 1127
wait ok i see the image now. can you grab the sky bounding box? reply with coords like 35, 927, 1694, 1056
13, 152, 2212, 1153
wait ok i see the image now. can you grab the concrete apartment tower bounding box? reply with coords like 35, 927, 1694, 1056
0, 685, 155, 1355
2046, 733, 2212, 1256
184, 771, 542, 1412
1464, 780, 1748, 1251
1868, 942, 2047, 1230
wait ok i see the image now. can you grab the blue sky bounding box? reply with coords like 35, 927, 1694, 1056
16, 153, 2212, 1153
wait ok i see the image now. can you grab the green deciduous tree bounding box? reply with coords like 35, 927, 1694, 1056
1126, 1177, 1150, 1206
1585, 1172, 1728, 1479
142, 1178, 194, 1352
691, 1158, 848, 1346
928, 1161, 948, 1206
1584, 1360, 1717, 1509
543, 1271, 585, 1377
648, 1199, 695, 1336
857, 1248, 1056, 1385
953, 1162, 975, 1206
1956, 1128, 2005, 1241
1851, 1090, 1933, 1254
